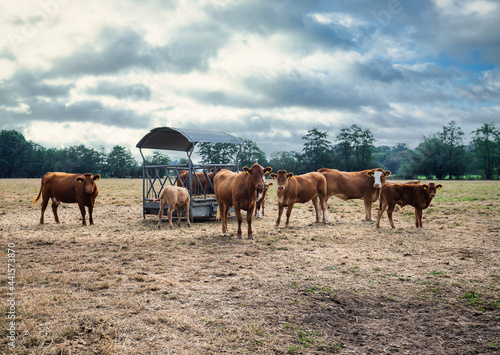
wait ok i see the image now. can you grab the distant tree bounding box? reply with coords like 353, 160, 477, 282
146, 151, 172, 166
106, 145, 138, 178
471, 122, 500, 179
196, 142, 239, 165
374, 143, 412, 175
301, 128, 334, 172
0, 130, 32, 177
238, 138, 267, 168
268, 151, 303, 173
436, 121, 466, 179
334, 124, 376, 171
400, 137, 445, 179
59, 145, 104, 173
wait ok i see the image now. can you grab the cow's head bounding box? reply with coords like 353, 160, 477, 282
243, 164, 272, 190
76, 173, 100, 194
423, 182, 442, 198
366, 169, 391, 188
270, 170, 293, 191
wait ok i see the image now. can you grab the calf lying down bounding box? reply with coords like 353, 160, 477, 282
154, 186, 191, 229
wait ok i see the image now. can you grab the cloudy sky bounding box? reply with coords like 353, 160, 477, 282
1, 0, 499, 161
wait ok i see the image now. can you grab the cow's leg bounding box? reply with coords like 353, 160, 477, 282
78, 202, 87, 226
415, 208, 423, 228
176, 206, 183, 227
262, 200, 265, 216
387, 203, 396, 228
235, 207, 244, 239
88, 204, 94, 225
157, 202, 165, 229
285, 202, 294, 227
51, 197, 61, 223
220, 204, 228, 233
319, 195, 327, 223
312, 196, 320, 223
40, 196, 50, 224
376, 201, 386, 228
246, 208, 254, 239
364, 199, 372, 221
276, 204, 284, 227
167, 206, 174, 229
185, 204, 191, 227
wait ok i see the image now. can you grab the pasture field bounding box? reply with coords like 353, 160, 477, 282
1, 178, 499, 354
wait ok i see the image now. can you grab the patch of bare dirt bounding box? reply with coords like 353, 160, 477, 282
0, 179, 499, 354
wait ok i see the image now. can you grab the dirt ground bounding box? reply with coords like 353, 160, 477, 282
1, 178, 499, 354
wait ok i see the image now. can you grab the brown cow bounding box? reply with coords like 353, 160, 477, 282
176, 170, 216, 195
154, 185, 191, 229
318, 168, 391, 221
270, 170, 327, 227
214, 164, 272, 239
33, 172, 100, 226
254, 182, 273, 218
376, 182, 443, 228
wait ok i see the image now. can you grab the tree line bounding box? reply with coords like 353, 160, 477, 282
1, 121, 499, 179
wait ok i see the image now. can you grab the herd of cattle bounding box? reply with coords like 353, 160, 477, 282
32, 165, 443, 238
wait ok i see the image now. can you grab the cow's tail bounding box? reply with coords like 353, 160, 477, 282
32, 188, 42, 206
153, 198, 160, 203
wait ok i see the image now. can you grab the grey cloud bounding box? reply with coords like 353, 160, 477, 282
47, 25, 230, 79
87, 81, 151, 100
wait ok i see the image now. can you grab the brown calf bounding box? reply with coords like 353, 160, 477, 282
214, 164, 272, 239
254, 182, 273, 218
270, 170, 327, 227
318, 168, 391, 221
33, 172, 100, 226
154, 185, 191, 229
376, 182, 443, 228
177, 169, 216, 195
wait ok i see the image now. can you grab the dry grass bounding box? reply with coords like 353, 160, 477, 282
0, 178, 499, 354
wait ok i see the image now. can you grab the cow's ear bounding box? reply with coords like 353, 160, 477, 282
263, 166, 272, 174
437, 184, 442, 190
422, 184, 428, 190
366, 171, 374, 177
93, 174, 100, 181
287, 173, 293, 179
270, 173, 277, 179
243, 166, 250, 174
385, 170, 391, 177
76, 177, 84, 183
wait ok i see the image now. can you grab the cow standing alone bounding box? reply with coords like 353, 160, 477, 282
33, 172, 100, 226
376, 182, 443, 228
318, 168, 391, 221
214, 164, 272, 239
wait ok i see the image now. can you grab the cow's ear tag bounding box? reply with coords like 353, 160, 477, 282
423, 186, 427, 190
437, 186, 442, 190
245, 170, 250, 174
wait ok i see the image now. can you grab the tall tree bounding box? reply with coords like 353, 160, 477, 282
146, 151, 172, 166
401, 137, 446, 179
334, 124, 376, 171
471, 122, 500, 179
106, 145, 138, 178
268, 151, 303, 174
0, 130, 32, 177
238, 138, 267, 168
196, 142, 239, 165
436, 121, 466, 179
301, 128, 334, 172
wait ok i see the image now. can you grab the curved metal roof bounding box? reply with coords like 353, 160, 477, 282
136, 127, 242, 152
